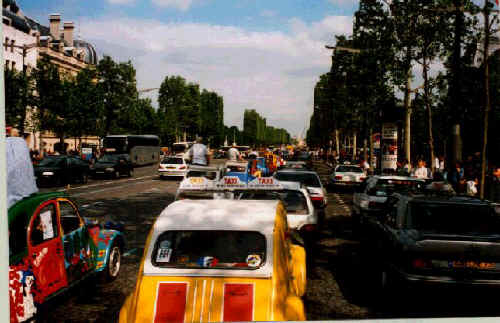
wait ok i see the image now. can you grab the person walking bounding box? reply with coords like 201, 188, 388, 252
413, 160, 429, 179
466, 177, 479, 197
228, 143, 241, 161
189, 137, 209, 166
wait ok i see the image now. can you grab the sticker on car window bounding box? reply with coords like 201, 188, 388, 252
156, 248, 172, 263
40, 210, 54, 240
246, 254, 262, 268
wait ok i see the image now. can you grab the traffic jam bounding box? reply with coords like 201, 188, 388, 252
6, 137, 500, 323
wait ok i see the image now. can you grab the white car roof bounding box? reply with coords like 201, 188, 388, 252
225, 161, 247, 167
154, 199, 279, 234
144, 199, 279, 277
373, 175, 424, 181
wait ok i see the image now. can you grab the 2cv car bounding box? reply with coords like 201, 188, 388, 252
8, 192, 125, 323
119, 199, 307, 322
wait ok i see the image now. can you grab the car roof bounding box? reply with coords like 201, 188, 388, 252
225, 161, 247, 167
372, 175, 424, 181
188, 165, 220, 172
155, 199, 280, 234
276, 169, 316, 175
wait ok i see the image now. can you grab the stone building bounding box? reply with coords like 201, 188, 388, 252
2, 0, 99, 152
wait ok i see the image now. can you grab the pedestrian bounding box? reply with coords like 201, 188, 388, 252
188, 137, 209, 166
413, 160, 428, 179
488, 167, 500, 203
248, 147, 259, 159
227, 143, 241, 161
466, 177, 479, 197
448, 162, 464, 191
361, 159, 370, 173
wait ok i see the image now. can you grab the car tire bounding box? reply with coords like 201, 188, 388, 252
81, 172, 89, 184
99, 241, 121, 283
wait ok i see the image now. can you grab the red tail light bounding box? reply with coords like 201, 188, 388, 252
359, 177, 366, 181
310, 196, 324, 202
335, 175, 343, 180
368, 201, 380, 208
179, 166, 186, 170
412, 259, 431, 269
302, 224, 316, 232
159, 164, 165, 169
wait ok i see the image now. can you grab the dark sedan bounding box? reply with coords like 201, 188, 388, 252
361, 193, 500, 296
90, 154, 133, 179
34, 155, 90, 186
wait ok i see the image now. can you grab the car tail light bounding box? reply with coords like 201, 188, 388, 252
412, 259, 431, 269
179, 166, 186, 170
302, 224, 316, 232
335, 175, 343, 180
359, 177, 366, 181
310, 196, 324, 202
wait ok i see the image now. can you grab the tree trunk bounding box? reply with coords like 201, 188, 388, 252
369, 128, 374, 171
423, 49, 435, 173
480, 5, 491, 199
363, 137, 368, 163
335, 129, 340, 156
353, 131, 357, 160
404, 68, 412, 164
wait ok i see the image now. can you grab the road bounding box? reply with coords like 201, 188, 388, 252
39, 160, 500, 322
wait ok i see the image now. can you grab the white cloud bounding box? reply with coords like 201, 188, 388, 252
107, 0, 135, 5
151, 0, 195, 11
81, 15, 353, 135
327, 0, 359, 6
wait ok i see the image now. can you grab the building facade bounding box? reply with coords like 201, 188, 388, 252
2, 0, 99, 152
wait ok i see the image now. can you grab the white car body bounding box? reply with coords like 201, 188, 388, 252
274, 170, 328, 208
329, 165, 366, 186
352, 175, 425, 216
158, 156, 188, 178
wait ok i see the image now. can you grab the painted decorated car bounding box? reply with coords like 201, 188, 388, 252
119, 199, 307, 322
8, 192, 125, 323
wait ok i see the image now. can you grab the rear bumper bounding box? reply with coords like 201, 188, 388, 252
392, 266, 500, 287
158, 169, 187, 176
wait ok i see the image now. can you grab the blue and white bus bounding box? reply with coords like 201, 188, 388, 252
103, 135, 160, 166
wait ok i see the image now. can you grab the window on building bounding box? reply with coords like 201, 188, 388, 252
11, 61, 16, 70
5, 60, 10, 69
5, 37, 9, 50
11, 39, 15, 53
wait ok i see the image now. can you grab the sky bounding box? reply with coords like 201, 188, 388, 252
19, 0, 359, 137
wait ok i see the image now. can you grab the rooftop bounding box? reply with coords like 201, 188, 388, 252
154, 199, 280, 234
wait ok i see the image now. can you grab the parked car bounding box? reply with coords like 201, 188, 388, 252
361, 193, 500, 294
34, 155, 90, 186
329, 164, 366, 187
9, 192, 125, 323
90, 154, 133, 179
274, 170, 328, 209
119, 199, 306, 322
158, 156, 188, 178
352, 176, 425, 229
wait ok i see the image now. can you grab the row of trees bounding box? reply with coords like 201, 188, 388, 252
243, 109, 291, 146
306, 0, 500, 197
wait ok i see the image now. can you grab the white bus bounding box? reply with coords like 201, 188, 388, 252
103, 135, 160, 166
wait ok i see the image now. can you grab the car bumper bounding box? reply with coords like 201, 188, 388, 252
158, 169, 187, 176
330, 180, 362, 186
392, 266, 500, 287
287, 214, 317, 231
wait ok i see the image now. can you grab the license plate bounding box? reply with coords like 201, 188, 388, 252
190, 178, 204, 184
96, 171, 104, 174
451, 261, 496, 270
167, 167, 176, 169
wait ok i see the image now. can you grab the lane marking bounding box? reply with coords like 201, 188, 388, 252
123, 248, 138, 257
57, 175, 158, 192
71, 179, 158, 197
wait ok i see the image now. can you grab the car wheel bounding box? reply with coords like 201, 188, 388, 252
100, 242, 121, 282
114, 170, 120, 179
81, 172, 89, 184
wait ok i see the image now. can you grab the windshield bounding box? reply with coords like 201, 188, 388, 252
409, 203, 500, 235
98, 155, 119, 163
275, 172, 321, 187
152, 230, 266, 269
38, 157, 65, 167
162, 157, 183, 164
336, 166, 362, 173
172, 144, 188, 154
103, 137, 127, 153
369, 179, 424, 197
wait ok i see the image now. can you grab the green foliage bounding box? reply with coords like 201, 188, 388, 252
5, 68, 33, 132
243, 109, 290, 146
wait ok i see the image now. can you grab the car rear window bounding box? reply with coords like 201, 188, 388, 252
162, 157, 183, 164
336, 166, 362, 173
239, 190, 308, 214
369, 179, 424, 196
187, 170, 217, 180
152, 230, 266, 269
275, 172, 321, 187
227, 165, 246, 172
409, 203, 500, 235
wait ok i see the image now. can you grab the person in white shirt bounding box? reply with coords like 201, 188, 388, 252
189, 137, 209, 166
413, 160, 429, 179
466, 178, 478, 196
248, 148, 259, 158
228, 144, 241, 161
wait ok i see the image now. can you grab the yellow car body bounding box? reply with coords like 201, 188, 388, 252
119, 199, 306, 323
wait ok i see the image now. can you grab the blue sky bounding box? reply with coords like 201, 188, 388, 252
19, 0, 359, 136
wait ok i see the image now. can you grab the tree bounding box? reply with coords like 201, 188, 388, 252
5, 68, 33, 132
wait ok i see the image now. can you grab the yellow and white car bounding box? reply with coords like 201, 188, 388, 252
119, 199, 306, 322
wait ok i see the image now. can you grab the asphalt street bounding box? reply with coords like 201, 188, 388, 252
39, 160, 500, 322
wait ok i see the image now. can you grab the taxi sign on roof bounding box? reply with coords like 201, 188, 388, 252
217, 176, 246, 189
248, 177, 283, 190
179, 176, 216, 190
178, 175, 285, 191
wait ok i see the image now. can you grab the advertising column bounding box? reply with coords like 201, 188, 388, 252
381, 123, 398, 171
